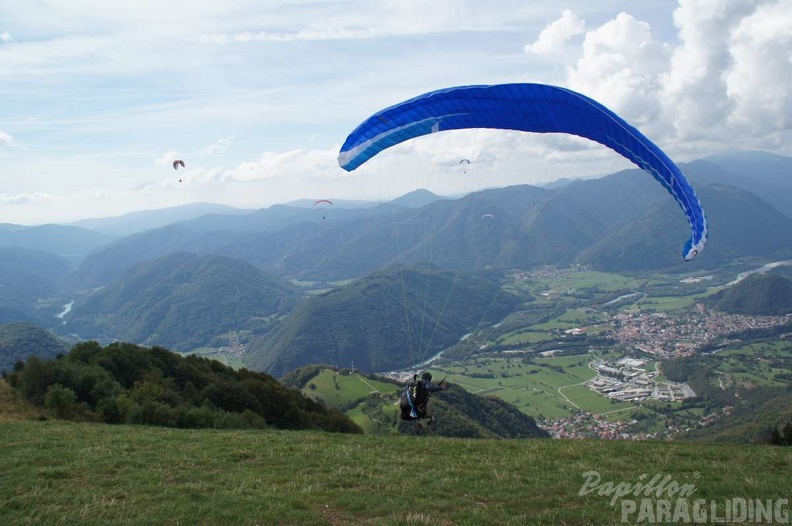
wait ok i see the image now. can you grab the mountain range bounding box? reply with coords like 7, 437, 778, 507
66, 253, 300, 350
0, 150, 790, 373
246, 265, 521, 375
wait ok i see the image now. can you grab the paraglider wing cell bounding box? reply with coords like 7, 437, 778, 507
338, 83, 707, 261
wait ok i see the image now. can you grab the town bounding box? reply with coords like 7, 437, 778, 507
585, 357, 696, 402
611, 304, 792, 357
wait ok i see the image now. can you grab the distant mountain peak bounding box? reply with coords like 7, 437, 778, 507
388, 188, 446, 208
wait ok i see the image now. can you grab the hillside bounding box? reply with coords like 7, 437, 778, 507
701, 150, 792, 218
245, 265, 522, 375
49, 153, 792, 293
0, 224, 115, 261
1, 420, 789, 525
578, 181, 792, 271
1, 380, 47, 421
662, 321, 792, 445
66, 253, 300, 350
707, 273, 792, 315
0, 247, 73, 326
67, 224, 234, 288
5, 341, 360, 433
69, 202, 250, 237
0, 323, 69, 373
281, 365, 548, 439
66, 163, 792, 288
399, 384, 549, 439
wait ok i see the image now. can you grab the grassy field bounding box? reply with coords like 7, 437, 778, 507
706, 340, 792, 389
633, 295, 697, 313
301, 370, 401, 409
527, 270, 642, 294
1, 420, 790, 525
438, 356, 636, 419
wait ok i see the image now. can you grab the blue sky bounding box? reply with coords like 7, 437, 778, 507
1, 0, 790, 225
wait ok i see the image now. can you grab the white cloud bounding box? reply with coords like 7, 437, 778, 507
567, 12, 671, 131
525, 9, 586, 62
660, 0, 755, 141
200, 28, 382, 44
155, 151, 180, 167
724, 0, 792, 145
3, 1, 790, 225
0, 129, 14, 156
200, 135, 235, 156
527, 1, 792, 156
0, 192, 53, 206
217, 148, 342, 184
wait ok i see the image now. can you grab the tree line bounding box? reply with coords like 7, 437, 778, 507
3, 341, 361, 433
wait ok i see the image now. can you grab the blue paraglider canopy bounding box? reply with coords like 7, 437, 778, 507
338, 83, 708, 261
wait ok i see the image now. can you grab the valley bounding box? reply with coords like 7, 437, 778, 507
2, 153, 792, 444
309, 263, 792, 440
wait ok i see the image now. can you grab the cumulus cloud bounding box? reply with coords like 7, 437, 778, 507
660, 0, 755, 141
568, 13, 671, 130
0, 192, 53, 206
525, 9, 585, 62
0, 129, 14, 156
218, 148, 341, 183
154, 151, 179, 167
527, 1, 792, 155
200, 135, 235, 156
725, 0, 792, 145
1, 32, 13, 43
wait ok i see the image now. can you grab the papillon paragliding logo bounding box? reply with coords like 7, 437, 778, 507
337, 82, 708, 262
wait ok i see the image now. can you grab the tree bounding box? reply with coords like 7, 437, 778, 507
770, 421, 792, 446
44, 384, 77, 418
18, 356, 54, 405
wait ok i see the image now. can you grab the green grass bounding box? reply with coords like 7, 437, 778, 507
0, 380, 49, 422
496, 330, 555, 346
437, 356, 640, 419
2, 421, 790, 525
529, 270, 641, 293
554, 309, 610, 325
302, 370, 400, 409
635, 296, 696, 313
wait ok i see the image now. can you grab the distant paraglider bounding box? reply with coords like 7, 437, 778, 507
338, 83, 708, 261
313, 199, 333, 220
481, 213, 495, 228
173, 160, 185, 170
459, 158, 471, 174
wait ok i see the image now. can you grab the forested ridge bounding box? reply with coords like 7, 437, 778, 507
4, 341, 361, 433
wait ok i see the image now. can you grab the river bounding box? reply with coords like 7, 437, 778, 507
724, 260, 792, 287
55, 300, 75, 324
